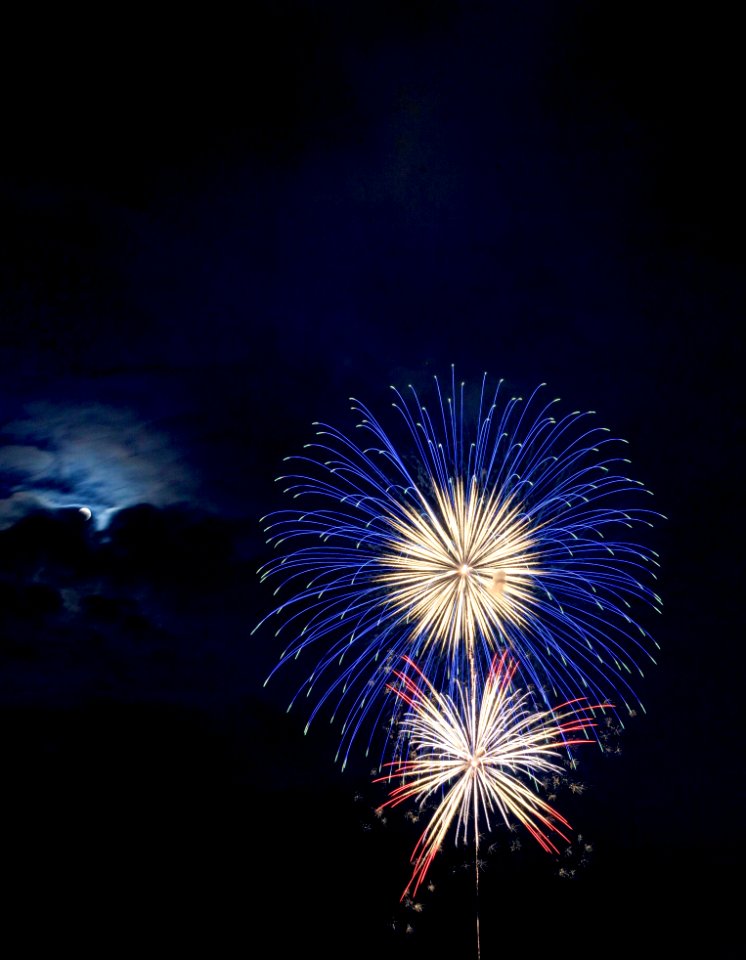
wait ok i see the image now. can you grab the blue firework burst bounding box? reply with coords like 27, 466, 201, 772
254, 368, 662, 767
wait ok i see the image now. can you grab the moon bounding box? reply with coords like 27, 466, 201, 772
79, 506, 92, 521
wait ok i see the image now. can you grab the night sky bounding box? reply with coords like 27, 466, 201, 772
1, 4, 742, 957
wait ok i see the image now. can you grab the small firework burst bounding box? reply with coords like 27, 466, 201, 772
375, 652, 610, 899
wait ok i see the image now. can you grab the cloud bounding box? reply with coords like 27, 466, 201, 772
0, 445, 55, 478
1, 401, 200, 527
0, 491, 49, 530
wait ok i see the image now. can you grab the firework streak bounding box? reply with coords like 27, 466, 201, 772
376, 653, 610, 898
255, 369, 662, 767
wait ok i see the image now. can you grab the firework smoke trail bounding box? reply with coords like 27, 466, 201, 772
254, 368, 662, 767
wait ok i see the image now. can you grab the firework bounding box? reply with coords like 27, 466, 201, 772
254, 369, 661, 765
376, 653, 610, 899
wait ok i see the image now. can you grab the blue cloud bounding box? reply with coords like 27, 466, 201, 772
1, 402, 199, 528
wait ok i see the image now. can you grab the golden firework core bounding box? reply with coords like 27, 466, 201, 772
377, 478, 541, 655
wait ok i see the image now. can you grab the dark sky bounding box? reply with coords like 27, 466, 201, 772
1, 4, 742, 957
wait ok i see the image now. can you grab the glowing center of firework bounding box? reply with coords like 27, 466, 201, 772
377, 478, 542, 656
468, 748, 486, 770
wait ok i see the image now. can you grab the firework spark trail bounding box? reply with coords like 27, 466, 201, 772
254, 369, 662, 766
375, 652, 611, 900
